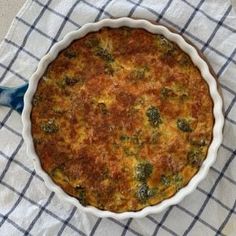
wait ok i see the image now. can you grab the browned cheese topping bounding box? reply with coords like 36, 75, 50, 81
31, 27, 213, 212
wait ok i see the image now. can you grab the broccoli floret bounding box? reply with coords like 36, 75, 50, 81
155, 35, 175, 54
85, 38, 100, 48
137, 183, 148, 202
95, 47, 114, 63
179, 54, 191, 67
41, 119, 59, 134
120, 132, 143, 147
130, 67, 148, 81
177, 119, 192, 132
33, 137, 42, 145
160, 175, 171, 186
187, 148, 203, 167
75, 186, 87, 206
136, 183, 156, 203
173, 174, 183, 191
160, 87, 174, 99
161, 174, 183, 191
146, 106, 162, 127
135, 162, 153, 181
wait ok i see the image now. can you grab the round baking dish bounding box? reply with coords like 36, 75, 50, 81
0, 18, 224, 219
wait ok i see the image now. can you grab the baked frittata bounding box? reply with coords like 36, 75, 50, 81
31, 27, 213, 212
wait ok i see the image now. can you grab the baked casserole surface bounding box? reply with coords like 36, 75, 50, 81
31, 27, 213, 212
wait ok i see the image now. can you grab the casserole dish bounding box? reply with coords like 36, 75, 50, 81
0, 18, 224, 219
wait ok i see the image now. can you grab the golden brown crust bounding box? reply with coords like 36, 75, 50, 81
31, 27, 213, 212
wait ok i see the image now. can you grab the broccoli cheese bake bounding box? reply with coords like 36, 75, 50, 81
31, 27, 213, 212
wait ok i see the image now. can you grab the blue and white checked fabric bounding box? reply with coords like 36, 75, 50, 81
0, 0, 236, 235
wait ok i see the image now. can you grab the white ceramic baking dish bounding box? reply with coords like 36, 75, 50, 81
4, 17, 223, 219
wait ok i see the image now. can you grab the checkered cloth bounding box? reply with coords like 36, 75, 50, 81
0, 0, 236, 235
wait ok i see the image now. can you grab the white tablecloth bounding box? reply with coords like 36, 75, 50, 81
0, 0, 236, 235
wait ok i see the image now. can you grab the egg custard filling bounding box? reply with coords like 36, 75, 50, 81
31, 27, 213, 212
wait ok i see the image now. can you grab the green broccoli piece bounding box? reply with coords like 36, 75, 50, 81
179, 54, 191, 67
177, 118, 192, 132
135, 162, 153, 181
136, 183, 156, 203
173, 174, 183, 190
120, 133, 143, 147
41, 119, 59, 134
146, 106, 162, 127
33, 137, 42, 145
85, 38, 100, 48
160, 87, 174, 99
95, 47, 114, 63
75, 186, 87, 206
187, 148, 204, 167
130, 67, 148, 81
160, 175, 171, 186
155, 35, 175, 54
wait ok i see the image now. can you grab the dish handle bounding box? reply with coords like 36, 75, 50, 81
0, 84, 29, 114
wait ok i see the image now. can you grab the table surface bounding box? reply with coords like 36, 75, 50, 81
0, 0, 236, 42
